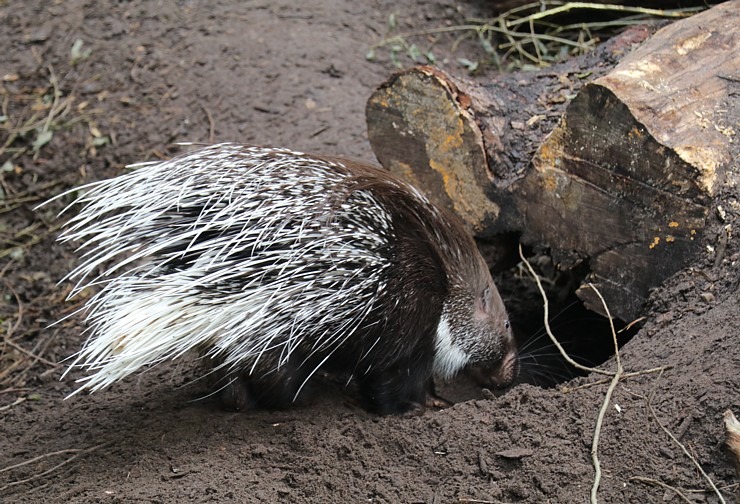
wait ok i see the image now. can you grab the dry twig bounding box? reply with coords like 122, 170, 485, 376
628, 476, 693, 504
368, 1, 705, 70
0, 396, 26, 412
517, 244, 676, 503
644, 378, 727, 504
587, 282, 622, 504
0, 442, 111, 493
201, 102, 216, 144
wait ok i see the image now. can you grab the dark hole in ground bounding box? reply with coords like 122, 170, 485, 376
437, 240, 640, 405
492, 243, 641, 389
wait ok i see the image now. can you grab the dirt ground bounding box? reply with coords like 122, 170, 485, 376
1, 1, 738, 502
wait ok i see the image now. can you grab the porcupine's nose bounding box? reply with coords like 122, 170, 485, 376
488, 349, 519, 389
466, 337, 519, 391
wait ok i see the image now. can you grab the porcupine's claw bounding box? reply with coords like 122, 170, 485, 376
400, 394, 452, 417
403, 382, 453, 416
424, 393, 453, 409
423, 378, 453, 410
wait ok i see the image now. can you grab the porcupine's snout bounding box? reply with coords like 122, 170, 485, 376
468, 338, 519, 391
489, 343, 520, 389
465, 273, 519, 391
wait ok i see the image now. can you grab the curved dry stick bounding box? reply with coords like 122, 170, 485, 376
628, 476, 693, 504
518, 247, 619, 503
518, 244, 613, 376
587, 282, 623, 504
0, 442, 111, 493
645, 398, 727, 504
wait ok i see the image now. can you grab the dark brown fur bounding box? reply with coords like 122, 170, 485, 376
219, 153, 515, 414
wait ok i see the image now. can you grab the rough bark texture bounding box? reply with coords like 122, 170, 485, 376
366, 0, 739, 321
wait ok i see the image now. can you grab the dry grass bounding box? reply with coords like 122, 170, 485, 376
368, 1, 705, 72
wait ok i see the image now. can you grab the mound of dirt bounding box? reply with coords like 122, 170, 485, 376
1, 1, 738, 502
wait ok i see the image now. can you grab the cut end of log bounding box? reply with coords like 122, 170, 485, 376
524, 1, 738, 320
366, 66, 499, 234
596, 0, 738, 197
724, 410, 740, 476
526, 83, 710, 320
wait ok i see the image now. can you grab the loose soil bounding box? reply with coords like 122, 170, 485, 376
1, 1, 738, 503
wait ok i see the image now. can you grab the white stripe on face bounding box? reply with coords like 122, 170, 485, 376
433, 315, 470, 380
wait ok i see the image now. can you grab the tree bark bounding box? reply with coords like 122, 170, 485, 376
366, 0, 739, 321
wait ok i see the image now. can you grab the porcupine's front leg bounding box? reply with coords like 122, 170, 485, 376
424, 379, 453, 409
359, 364, 442, 415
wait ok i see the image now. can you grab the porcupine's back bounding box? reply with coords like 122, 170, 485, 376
59, 144, 418, 395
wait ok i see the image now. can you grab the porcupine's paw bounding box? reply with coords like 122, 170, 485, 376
399, 402, 427, 417
360, 368, 437, 416
399, 390, 453, 417
422, 377, 453, 410
424, 392, 453, 410
393, 393, 453, 418
219, 375, 255, 412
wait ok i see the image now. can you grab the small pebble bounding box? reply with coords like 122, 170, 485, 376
699, 292, 715, 303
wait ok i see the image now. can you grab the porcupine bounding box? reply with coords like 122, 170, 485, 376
53, 143, 518, 414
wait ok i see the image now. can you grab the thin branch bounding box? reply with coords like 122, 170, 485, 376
2, 338, 58, 368
42, 64, 62, 134
0, 442, 111, 493
628, 476, 693, 504
506, 2, 703, 28
645, 395, 727, 504
518, 247, 683, 503
561, 367, 669, 392
518, 244, 613, 376
200, 102, 216, 144
0, 448, 84, 474
588, 282, 623, 504
0, 396, 26, 412
1, 280, 24, 341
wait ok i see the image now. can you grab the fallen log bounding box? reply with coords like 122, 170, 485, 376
366, 0, 739, 321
